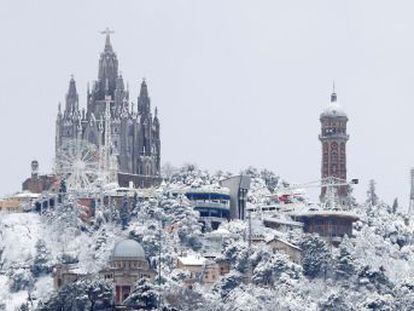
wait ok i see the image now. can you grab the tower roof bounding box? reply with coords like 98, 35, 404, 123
139, 78, 148, 97
67, 75, 77, 98
321, 85, 347, 118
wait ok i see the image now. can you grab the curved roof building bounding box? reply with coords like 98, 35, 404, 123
112, 239, 146, 260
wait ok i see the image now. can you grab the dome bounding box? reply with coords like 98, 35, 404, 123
321, 102, 347, 118
112, 239, 146, 260
321, 92, 347, 118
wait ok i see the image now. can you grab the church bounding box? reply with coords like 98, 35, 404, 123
55, 29, 161, 188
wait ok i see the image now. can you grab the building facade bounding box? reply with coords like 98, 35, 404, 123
55, 30, 161, 188
319, 88, 349, 204
220, 175, 251, 220
54, 239, 154, 305
185, 187, 231, 231
22, 160, 57, 193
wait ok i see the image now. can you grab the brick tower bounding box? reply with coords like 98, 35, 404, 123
319, 85, 349, 205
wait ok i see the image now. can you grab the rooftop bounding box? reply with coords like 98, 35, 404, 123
112, 239, 146, 260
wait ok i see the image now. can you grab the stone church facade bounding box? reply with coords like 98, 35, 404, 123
55, 30, 161, 188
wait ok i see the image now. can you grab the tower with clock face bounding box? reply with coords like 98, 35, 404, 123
319, 87, 349, 204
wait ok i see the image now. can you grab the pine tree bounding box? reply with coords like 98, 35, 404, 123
335, 243, 356, 279
39, 277, 113, 311
124, 278, 158, 310
392, 198, 399, 214
366, 179, 379, 207
300, 235, 331, 278
31, 239, 51, 277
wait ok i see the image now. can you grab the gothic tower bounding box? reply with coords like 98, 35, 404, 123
319, 86, 349, 204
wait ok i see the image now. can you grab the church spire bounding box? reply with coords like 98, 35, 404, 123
138, 78, 151, 115
97, 28, 118, 99
139, 78, 148, 97
101, 27, 114, 53
65, 75, 79, 114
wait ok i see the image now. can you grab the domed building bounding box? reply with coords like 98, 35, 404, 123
100, 239, 155, 304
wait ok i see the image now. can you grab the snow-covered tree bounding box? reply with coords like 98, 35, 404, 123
334, 237, 356, 280
8, 268, 34, 292
213, 271, 244, 298
124, 278, 158, 310
252, 253, 300, 286
394, 277, 414, 310
366, 179, 379, 207
222, 240, 249, 273
319, 293, 353, 311
120, 195, 130, 230
300, 235, 331, 278
31, 239, 52, 277
38, 277, 113, 311
357, 265, 393, 295
392, 197, 399, 214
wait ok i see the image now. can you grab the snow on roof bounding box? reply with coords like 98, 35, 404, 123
266, 236, 302, 251
263, 217, 304, 227
186, 185, 230, 196
266, 237, 302, 251
290, 210, 359, 221
213, 227, 231, 235
112, 239, 146, 259
321, 100, 347, 118
178, 254, 206, 266
12, 192, 41, 199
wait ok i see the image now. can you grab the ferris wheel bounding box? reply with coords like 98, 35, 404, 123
55, 139, 100, 191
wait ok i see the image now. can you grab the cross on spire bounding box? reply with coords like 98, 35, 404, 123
100, 27, 114, 50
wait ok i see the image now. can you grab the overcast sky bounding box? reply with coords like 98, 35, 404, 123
1, 0, 413, 208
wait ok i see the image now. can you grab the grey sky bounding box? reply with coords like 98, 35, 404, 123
0, 0, 413, 208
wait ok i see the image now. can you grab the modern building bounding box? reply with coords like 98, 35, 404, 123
55, 29, 161, 188
220, 175, 251, 220
319, 86, 349, 205
185, 187, 231, 231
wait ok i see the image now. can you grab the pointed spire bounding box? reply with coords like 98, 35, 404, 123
139, 78, 148, 97
68, 75, 77, 98
330, 81, 337, 102
116, 74, 124, 91
100, 27, 114, 52
153, 106, 160, 127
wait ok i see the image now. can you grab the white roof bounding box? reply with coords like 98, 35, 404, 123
112, 239, 146, 260
178, 254, 206, 266
263, 217, 304, 227
267, 237, 302, 251
12, 192, 41, 199
321, 100, 347, 118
